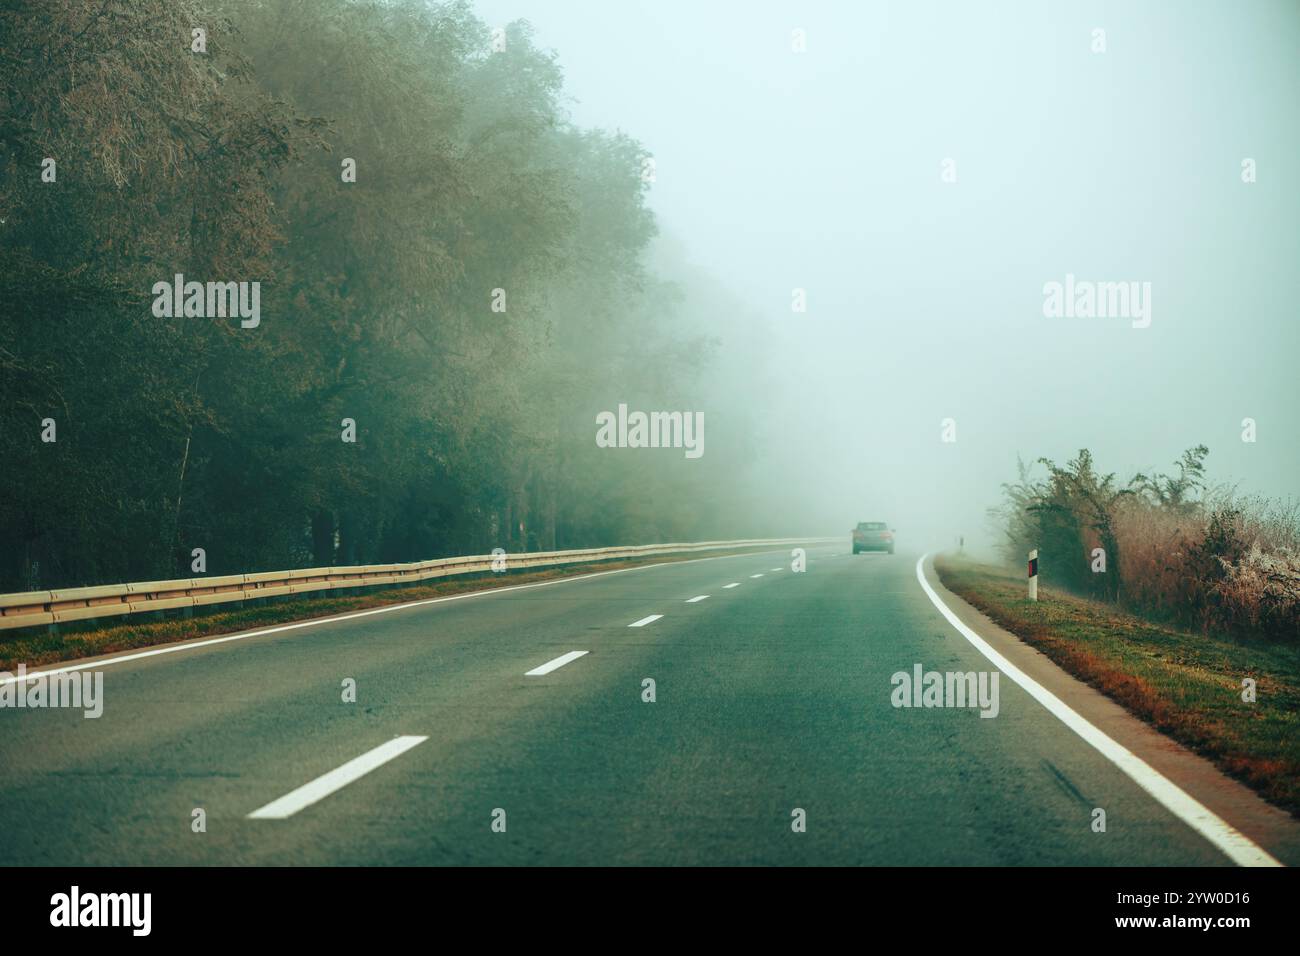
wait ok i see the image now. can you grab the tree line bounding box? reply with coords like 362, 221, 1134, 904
0, 0, 773, 590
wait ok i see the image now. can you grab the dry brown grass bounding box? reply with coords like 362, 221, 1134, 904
1102, 495, 1298, 641
1112, 503, 1205, 618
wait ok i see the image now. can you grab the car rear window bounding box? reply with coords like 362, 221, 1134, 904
857, 522, 887, 530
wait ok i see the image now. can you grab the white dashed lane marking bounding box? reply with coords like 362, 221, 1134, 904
525, 651, 589, 676
247, 736, 429, 820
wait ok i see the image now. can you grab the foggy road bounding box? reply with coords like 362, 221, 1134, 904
0, 545, 1277, 866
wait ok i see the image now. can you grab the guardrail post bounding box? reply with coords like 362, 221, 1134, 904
1028, 548, 1038, 601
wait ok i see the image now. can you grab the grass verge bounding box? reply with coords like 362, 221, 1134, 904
0, 549, 771, 673
934, 553, 1300, 816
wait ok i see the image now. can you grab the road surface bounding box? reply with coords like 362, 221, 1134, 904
0, 545, 1258, 865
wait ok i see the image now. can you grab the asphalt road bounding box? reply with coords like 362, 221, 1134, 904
0, 545, 1243, 865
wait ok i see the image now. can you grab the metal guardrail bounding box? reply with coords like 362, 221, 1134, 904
0, 538, 836, 632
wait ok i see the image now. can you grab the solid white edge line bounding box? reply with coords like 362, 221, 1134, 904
686, 595, 709, 603
915, 553, 1281, 868
247, 735, 428, 820
525, 650, 588, 676
0, 547, 799, 686
628, 614, 663, 627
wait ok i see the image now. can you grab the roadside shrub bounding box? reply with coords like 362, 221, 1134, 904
992, 447, 1300, 643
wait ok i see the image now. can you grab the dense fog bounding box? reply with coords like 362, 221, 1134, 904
2, 0, 1296, 589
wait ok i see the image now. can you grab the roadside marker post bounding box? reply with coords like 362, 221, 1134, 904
1028, 549, 1038, 601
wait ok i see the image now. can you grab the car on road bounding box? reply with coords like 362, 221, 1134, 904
852, 521, 895, 554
